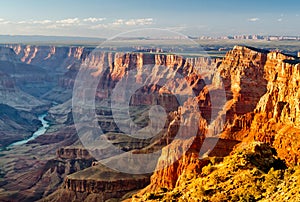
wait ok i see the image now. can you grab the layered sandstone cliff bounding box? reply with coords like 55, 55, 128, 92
133, 46, 300, 198
218, 46, 300, 165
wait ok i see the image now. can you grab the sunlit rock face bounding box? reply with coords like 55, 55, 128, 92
134, 46, 300, 197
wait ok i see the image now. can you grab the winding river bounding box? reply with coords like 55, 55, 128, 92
8, 113, 50, 147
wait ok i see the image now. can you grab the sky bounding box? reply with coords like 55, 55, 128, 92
0, 0, 299, 38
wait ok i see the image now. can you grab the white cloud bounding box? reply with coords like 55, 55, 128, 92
113, 19, 124, 25
113, 18, 153, 26
248, 18, 260, 22
17, 21, 27, 24
0, 21, 9, 25
56, 18, 80, 24
0, 17, 156, 36
45, 24, 58, 29
277, 18, 283, 22
125, 18, 153, 26
53, 18, 81, 28
83, 17, 106, 23
33, 20, 52, 24
1, 17, 154, 28
0, 18, 10, 25
90, 18, 153, 29
89, 24, 108, 29
17, 19, 52, 24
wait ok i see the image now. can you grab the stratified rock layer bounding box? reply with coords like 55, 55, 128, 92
219, 46, 300, 166
134, 46, 300, 197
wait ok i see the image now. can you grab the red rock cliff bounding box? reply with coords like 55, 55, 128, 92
218, 46, 300, 165
135, 46, 300, 196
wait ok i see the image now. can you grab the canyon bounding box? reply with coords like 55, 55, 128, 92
0, 43, 299, 201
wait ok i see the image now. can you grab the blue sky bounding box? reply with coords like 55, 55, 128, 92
0, 0, 299, 37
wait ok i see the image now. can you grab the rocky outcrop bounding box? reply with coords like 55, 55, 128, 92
41, 164, 150, 202
133, 46, 300, 198
134, 142, 289, 202
211, 46, 300, 165
248, 52, 300, 165
136, 137, 240, 193
249, 51, 299, 131
213, 46, 299, 165
217, 46, 268, 139
56, 147, 93, 160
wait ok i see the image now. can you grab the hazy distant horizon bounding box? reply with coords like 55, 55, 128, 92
0, 33, 299, 43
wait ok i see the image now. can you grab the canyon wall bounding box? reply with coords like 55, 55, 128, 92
218, 46, 300, 165
2, 45, 220, 104
0, 47, 47, 110
6, 45, 89, 70
134, 46, 300, 196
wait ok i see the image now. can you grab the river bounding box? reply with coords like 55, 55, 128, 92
8, 113, 50, 147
